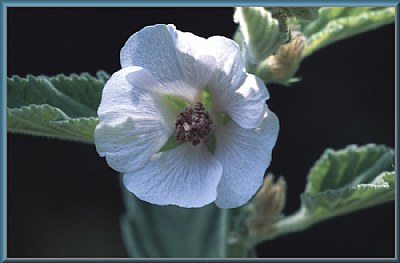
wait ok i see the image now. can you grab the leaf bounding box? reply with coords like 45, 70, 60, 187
120, 184, 227, 257
301, 144, 395, 219
241, 144, 394, 246
301, 171, 394, 219
305, 144, 393, 194
8, 104, 98, 144
7, 72, 108, 143
234, 7, 289, 65
301, 7, 395, 57
8, 71, 108, 118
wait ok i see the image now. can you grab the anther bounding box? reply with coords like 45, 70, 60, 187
175, 102, 212, 146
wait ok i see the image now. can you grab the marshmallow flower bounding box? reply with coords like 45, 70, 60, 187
94, 24, 279, 208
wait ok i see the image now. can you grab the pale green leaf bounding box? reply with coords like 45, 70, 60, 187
240, 144, 394, 246
267, 7, 320, 22
301, 171, 394, 219
7, 72, 107, 143
305, 144, 394, 194
8, 71, 108, 118
234, 7, 289, 65
301, 7, 378, 35
7, 104, 98, 144
301, 144, 394, 219
302, 7, 395, 57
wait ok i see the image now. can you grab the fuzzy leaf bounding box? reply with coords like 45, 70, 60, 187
302, 7, 395, 57
234, 7, 289, 65
7, 104, 98, 144
8, 72, 108, 118
301, 171, 394, 219
244, 144, 394, 245
7, 72, 108, 143
301, 144, 395, 219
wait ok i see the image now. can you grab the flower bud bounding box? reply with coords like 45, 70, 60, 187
256, 31, 306, 85
246, 174, 287, 237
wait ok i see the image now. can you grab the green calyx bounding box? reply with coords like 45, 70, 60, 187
161, 94, 191, 112
160, 88, 213, 113
216, 112, 231, 125
201, 87, 212, 111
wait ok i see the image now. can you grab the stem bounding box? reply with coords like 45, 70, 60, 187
245, 207, 315, 248
119, 176, 228, 258
250, 192, 395, 248
226, 239, 249, 258
275, 207, 314, 236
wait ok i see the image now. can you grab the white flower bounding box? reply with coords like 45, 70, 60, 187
94, 24, 279, 208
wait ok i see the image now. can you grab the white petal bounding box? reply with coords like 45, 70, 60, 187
215, 74, 270, 129
95, 66, 173, 173
204, 37, 268, 128
206, 36, 247, 99
123, 144, 223, 208
214, 108, 279, 208
120, 24, 215, 102
170, 27, 217, 91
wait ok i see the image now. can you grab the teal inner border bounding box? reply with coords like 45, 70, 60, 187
1, 1, 398, 262
1, 0, 400, 6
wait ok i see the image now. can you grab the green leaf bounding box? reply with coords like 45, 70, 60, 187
300, 7, 376, 35
305, 144, 393, 194
7, 72, 107, 143
234, 7, 289, 65
8, 104, 98, 144
267, 7, 320, 22
301, 171, 394, 219
120, 183, 227, 257
256, 144, 395, 243
301, 7, 395, 57
8, 71, 108, 118
301, 144, 395, 219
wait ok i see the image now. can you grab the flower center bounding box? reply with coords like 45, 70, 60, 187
175, 102, 212, 146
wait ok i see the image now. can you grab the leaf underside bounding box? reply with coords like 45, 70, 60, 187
301, 7, 395, 57
301, 144, 395, 220
7, 72, 108, 143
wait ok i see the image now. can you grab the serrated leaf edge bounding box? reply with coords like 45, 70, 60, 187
7, 104, 98, 144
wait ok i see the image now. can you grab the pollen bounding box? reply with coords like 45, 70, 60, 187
175, 102, 212, 146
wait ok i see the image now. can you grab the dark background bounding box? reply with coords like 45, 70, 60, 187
7, 7, 395, 258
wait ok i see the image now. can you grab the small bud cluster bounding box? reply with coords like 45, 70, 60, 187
246, 174, 287, 237
175, 102, 212, 146
257, 31, 306, 85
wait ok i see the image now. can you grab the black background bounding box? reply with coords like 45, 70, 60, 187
7, 7, 395, 258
